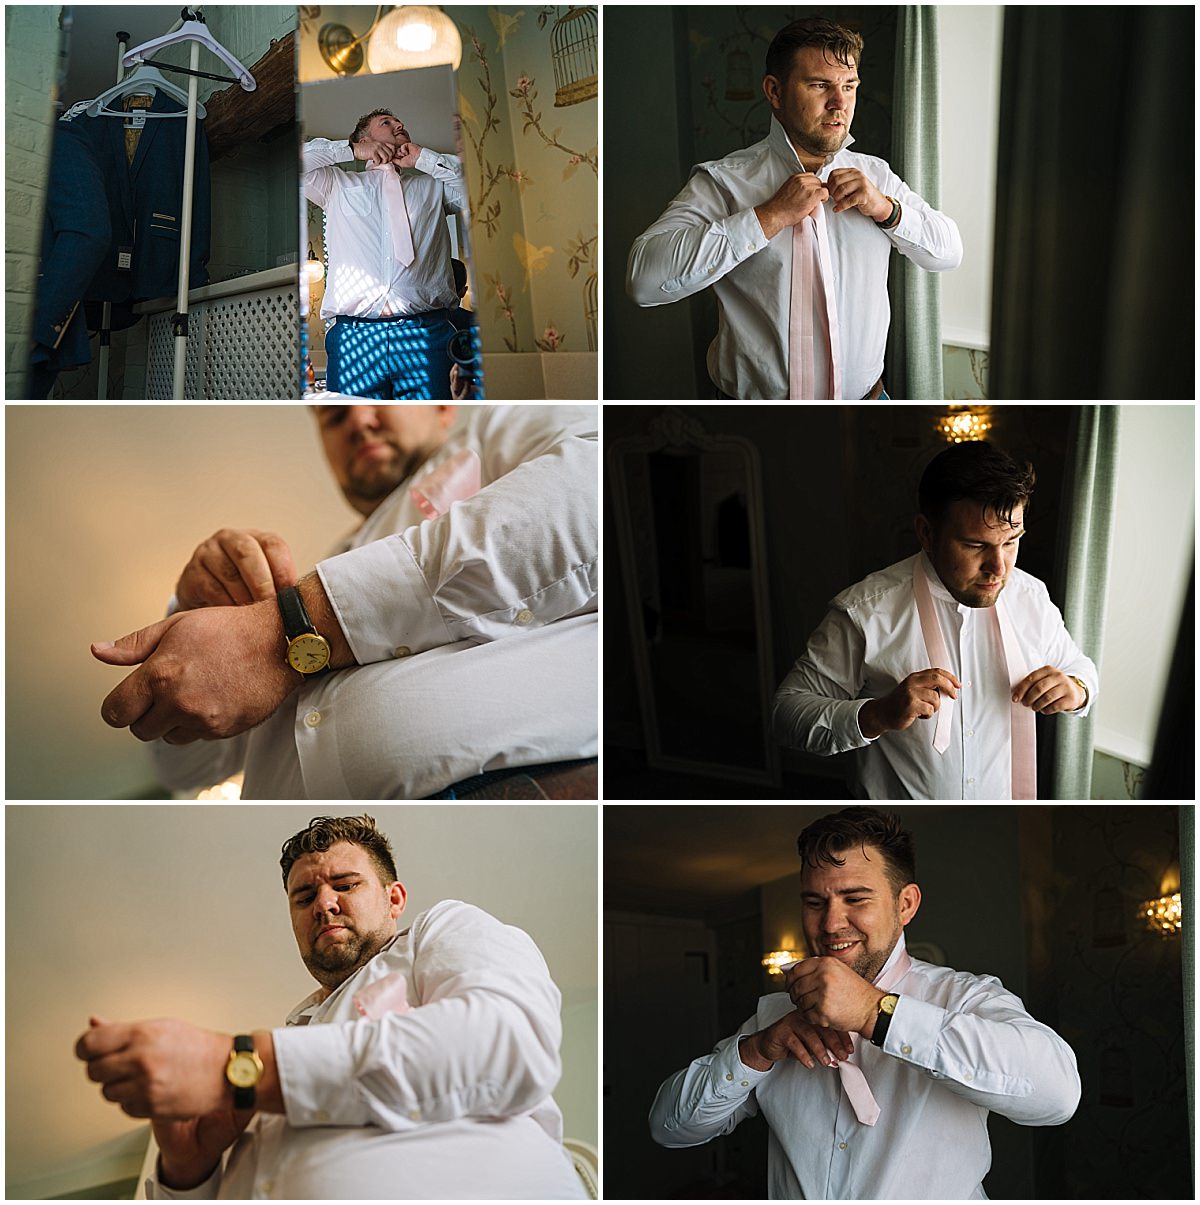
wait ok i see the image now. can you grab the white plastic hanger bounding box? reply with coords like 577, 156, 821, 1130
84, 63, 205, 118
123, 18, 256, 92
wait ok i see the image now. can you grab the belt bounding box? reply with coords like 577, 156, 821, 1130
335, 308, 453, 326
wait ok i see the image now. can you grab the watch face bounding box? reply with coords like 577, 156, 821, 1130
227, 1052, 261, 1088
880, 993, 899, 1015
287, 633, 331, 673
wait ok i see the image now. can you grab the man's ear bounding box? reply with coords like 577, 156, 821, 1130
762, 74, 783, 112
898, 882, 921, 927
389, 881, 407, 919
914, 513, 933, 556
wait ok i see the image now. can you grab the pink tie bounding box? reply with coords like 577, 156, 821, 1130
836, 945, 912, 1126
911, 557, 1038, 799
379, 167, 415, 268
410, 447, 482, 518
788, 183, 841, 400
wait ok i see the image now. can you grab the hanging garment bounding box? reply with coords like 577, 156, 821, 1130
32, 89, 211, 390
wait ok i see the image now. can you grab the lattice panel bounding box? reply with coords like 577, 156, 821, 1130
146, 285, 299, 399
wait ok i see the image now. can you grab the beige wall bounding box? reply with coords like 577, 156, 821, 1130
5, 803, 598, 1197
5, 405, 353, 799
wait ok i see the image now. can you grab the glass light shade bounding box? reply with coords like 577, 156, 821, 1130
935, 406, 992, 443
762, 949, 805, 976
368, 6, 462, 73
1140, 891, 1182, 937
304, 257, 325, 285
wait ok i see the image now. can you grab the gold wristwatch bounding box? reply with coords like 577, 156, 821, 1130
226, 1035, 264, 1109
1068, 675, 1089, 710
870, 992, 900, 1048
277, 585, 331, 675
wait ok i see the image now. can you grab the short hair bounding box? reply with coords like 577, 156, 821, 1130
797, 807, 916, 895
766, 17, 864, 83
918, 442, 1037, 528
349, 108, 395, 145
280, 814, 399, 889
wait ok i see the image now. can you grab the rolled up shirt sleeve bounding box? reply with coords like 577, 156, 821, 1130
881, 982, 1081, 1125
627, 169, 769, 307
649, 1020, 771, 1148
274, 901, 564, 1132
773, 607, 876, 756
316, 411, 598, 665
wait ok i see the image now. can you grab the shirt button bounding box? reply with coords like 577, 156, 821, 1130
740, 1079, 750, 1087
409, 1109, 422, 1120
259, 1182, 273, 1195
304, 710, 321, 728
725, 1072, 734, 1081
964, 1072, 974, 1082
966, 777, 975, 785
515, 608, 533, 625
393, 645, 412, 658
838, 1141, 848, 1150
901, 1044, 912, 1054
964, 679, 972, 687
966, 728, 974, 737
315, 1109, 329, 1122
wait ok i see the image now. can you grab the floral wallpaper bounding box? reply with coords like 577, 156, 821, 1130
453, 6, 598, 355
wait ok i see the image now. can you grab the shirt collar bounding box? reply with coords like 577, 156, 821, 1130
767, 115, 855, 175
918, 550, 962, 608
873, 929, 908, 986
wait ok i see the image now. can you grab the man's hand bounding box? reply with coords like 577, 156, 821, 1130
858, 668, 962, 739
76, 1016, 233, 1120
826, 168, 892, 221
786, 957, 885, 1036
175, 528, 297, 610
352, 137, 398, 166
92, 601, 298, 743
153, 1111, 254, 1192
395, 140, 424, 169
740, 1012, 854, 1072
1013, 666, 1085, 714
754, 172, 830, 240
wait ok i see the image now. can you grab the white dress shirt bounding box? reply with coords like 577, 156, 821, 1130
146, 900, 585, 1200
151, 405, 598, 799
773, 553, 1098, 800
649, 933, 1080, 1200
302, 138, 464, 320
627, 118, 962, 399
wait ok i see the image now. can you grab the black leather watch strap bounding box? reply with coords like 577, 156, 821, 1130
277, 585, 315, 640
232, 1034, 256, 1109
870, 1002, 895, 1048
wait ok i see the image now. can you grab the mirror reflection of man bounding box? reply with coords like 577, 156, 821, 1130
90, 405, 598, 799
627, 17, 962, 400
75, 813, 586, 1199
304, 110, 471, 400
773, 442, 1098, 799
650, 807, 1080, 1198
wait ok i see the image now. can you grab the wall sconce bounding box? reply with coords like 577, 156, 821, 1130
1140, 866, 1182, 937
304, 241, 325, 285
762, 949, 805, 976
1140, 891, 1182, 936
935, 405, 992, 443
319, 6, 462, 77
194, 773, 244, 800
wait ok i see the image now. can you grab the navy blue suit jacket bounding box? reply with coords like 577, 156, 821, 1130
34, 90, 211, 369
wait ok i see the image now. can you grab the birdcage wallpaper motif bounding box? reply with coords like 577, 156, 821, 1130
551, 7, 597, 107
584, 272, 597, 351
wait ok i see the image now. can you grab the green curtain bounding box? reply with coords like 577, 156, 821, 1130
886, 6, 943, 400
1052, 406, 1120, 799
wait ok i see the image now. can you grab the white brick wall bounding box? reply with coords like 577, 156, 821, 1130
5, 5, 61, 397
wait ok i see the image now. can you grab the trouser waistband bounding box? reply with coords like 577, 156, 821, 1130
332, 309, 453, 326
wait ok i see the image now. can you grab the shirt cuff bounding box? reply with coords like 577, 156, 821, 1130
273, 1021, 372, 1127
144, 1162, 221, 1200
851, 699, 881, 745
317, 536, 451, 665
706, 1034, 771, 1096
734, 206, 771, 258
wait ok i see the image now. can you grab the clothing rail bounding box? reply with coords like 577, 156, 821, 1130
122, 7, 255, 398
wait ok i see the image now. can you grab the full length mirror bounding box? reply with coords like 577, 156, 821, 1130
299, 61, 482, 399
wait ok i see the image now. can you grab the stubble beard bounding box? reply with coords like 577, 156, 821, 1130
344, 441, 430, 511
302, 920, 393, 990
794, 115, 849, 160
954, 577, 1007, 610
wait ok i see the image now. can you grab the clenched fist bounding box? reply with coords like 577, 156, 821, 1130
859, 668, 962, 739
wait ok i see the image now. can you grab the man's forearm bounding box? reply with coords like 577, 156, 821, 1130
296, 571, 356, 670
